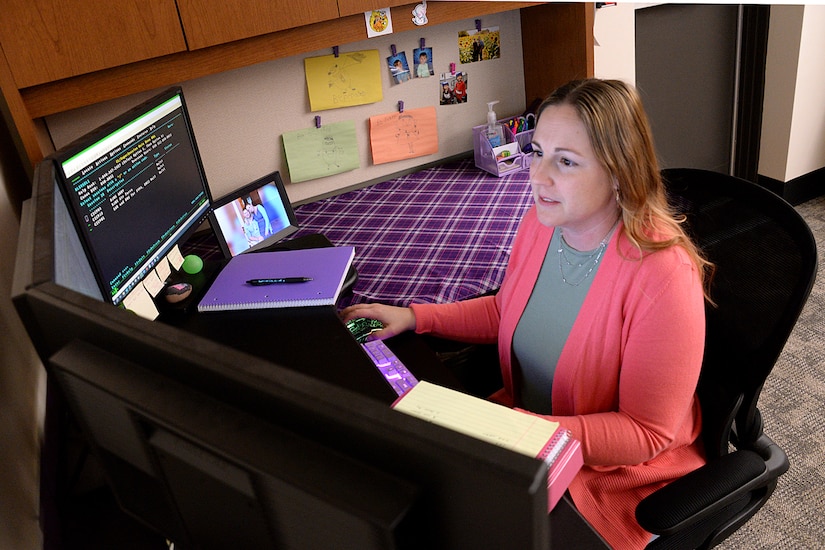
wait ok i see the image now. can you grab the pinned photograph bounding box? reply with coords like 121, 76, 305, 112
439, 72, 468, 105
387, 52, 411, 85
413, 47, 434, 78
458, 26, 501, 64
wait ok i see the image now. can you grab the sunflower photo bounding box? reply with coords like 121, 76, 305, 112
458, 26, 501, 64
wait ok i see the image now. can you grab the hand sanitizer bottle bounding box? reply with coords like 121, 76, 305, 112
485, 101, 504, 148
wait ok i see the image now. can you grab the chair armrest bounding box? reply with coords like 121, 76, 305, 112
636, 450, 767, 535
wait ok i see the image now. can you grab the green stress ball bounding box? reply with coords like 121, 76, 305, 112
181, 254, 203, 274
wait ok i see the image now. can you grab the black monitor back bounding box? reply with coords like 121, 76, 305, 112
50, 339, 422, 549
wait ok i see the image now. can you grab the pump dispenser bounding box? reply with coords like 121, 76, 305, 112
485, 100, 505, 148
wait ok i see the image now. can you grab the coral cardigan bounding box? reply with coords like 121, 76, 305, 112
411, 206, 706, 549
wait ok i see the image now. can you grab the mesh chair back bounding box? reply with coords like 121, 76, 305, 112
662, 169, 817, 457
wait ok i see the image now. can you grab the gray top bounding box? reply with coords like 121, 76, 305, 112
512, 229, 603, 414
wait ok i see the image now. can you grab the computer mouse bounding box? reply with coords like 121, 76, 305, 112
163, 282, 192, 303
346, 317, 384, 344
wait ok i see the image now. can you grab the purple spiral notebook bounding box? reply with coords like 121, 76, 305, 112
197, 246, 355, 311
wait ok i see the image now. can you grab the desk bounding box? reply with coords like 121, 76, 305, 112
170, 232, 467, 402
162, 302, 464, 403
183, 158, 534, 309
177, 158, 534, 398
160, 283, 607, 549
293, 158, 533, 308
164, 255, 607, 549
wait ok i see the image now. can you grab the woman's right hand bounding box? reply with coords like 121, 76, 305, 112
340, 303, 416, 340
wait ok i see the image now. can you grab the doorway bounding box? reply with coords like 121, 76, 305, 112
635, 4, 769, 181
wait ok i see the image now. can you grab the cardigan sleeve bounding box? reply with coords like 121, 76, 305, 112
410, 294, 501, 344
409, 206, 546, 345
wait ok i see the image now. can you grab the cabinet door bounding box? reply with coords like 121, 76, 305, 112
0, 0, 187, 88
177, 0, 340, 50
337, 0, 413, 18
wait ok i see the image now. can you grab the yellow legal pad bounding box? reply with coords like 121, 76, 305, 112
392, 381, 560, 458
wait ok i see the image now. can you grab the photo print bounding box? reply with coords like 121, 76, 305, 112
413, 46, 434, 78
458, 26, 501, 64
387, 51, 411, 84
439, 71, 468, 105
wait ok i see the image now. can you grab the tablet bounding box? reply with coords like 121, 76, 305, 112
208, 171, 299, 258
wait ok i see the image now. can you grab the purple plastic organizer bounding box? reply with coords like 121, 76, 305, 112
473, 121, 533, 177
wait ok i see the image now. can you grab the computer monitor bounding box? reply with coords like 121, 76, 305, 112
52, 86, 211, 306
208, 170, 299, 258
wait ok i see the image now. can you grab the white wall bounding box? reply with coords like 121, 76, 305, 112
757, 4, 825, 183
593, 2, 638, 84
786, 4, 825, 181
44, 11, 526, 204
759, 5, 805, 181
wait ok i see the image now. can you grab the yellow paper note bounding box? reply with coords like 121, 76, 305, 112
155, 255, 172, 282
142, 270, 164, 297
305, 50, 383, 111
392, 381, 559, 458
122, 284, 159, 321
282, 120, 360, 183
167, 244, 185, 271
369, 106, 438, 165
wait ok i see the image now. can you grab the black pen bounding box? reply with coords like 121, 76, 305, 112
246, 277, 313, 286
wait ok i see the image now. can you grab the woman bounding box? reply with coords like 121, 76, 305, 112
240, 207, 263, 247
342, 79, 710, 549
245, 197, 273, 238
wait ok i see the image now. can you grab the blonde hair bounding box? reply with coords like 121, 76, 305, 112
537, 79, 713, 297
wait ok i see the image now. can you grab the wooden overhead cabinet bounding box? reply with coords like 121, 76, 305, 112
176, 0, 341, 50
0, 0, 187, 88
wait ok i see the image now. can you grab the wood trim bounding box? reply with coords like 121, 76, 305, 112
337, 0, 412, 18
0, 42, 41, 171
520, 3, 595, 107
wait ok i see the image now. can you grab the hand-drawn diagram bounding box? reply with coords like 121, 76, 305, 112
369, 107, 438, 165
282, 120, 360, 182
395, 114, 420, 154
305, 50, 383, 111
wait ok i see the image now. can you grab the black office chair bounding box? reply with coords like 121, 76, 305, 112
635, 168, 818, 549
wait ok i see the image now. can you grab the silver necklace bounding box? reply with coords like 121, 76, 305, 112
557, 220, 619, 287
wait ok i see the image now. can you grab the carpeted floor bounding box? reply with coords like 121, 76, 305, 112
719, 195, 825, 549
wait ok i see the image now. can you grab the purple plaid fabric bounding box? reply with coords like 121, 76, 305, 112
292, 159, 533, 308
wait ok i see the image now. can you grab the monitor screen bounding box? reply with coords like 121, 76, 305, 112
208, 171, 299, 258
53, 87, 211, 306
